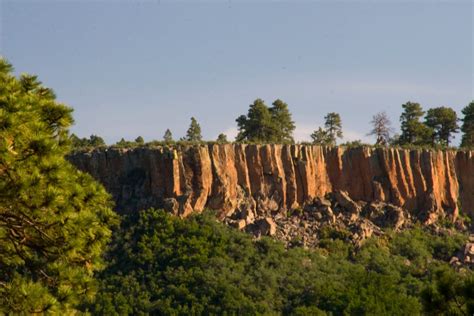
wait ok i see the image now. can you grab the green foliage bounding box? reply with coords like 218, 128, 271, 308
185, 117, 202, 142
236, 98, 295, 143
114, 137, 136, 148
421, 267, 474, 315
269, 99, 296, 143
163, 128, 174, 143
88, 210, 287, 314
339, 139, 369, 147
460, 101, 474, 148
112, 136, 148, 148
134, 136, 144, 144
311, 113, 343, 146
236, 98, 277, 143
399, 101, 432, 145
0, 58, 116, 313
310, 127, 332, 146
85, 210, 472, 315
71, 133, 106, 149
324, 112, 343, 145
425, 106, 459, 146
216, 133, 229, 143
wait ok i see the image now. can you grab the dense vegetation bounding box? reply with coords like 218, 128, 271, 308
85, 209, 474, 315
0, 59, 116, 313
236, 98, 296, 143
71, 133, 106, 149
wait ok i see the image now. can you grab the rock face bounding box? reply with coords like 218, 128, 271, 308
69, 145, 474, 224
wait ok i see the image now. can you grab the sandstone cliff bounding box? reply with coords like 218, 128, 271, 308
69, 145, 474, 223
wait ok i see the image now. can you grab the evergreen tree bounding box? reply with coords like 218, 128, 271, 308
425, 107, 459, 146
70, 134, 105, 149
89, 134, 106, 147
269, 99, 296, 143
236, 98, 295, 143
0, 59, 116, 313
186, 117, 202, 142
399, 102, 432, 145
368, 111, 393, 145
236, 99, 275, 143
460, 101, 474, 148
324, 112, 343, 145
163, 129, 173, 142
311, 127, 332, 145
70, 133, 82, 147
216, 133, 228, 144
135, 136, 144, 144
116, 137, 128, 147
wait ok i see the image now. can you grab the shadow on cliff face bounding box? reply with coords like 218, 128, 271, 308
117, 167, 158, 214
69, 145, 474, 225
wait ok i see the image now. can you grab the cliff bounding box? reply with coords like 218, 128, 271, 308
69, 145, 474, 223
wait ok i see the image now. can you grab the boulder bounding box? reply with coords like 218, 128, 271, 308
256, 197, 279, 214
382, 205, 405, 230
314, 212, 323, 221
163, 198, 179, 215
314, 197, 332, 208
333, 191, 361, 214
232, 219, 246, 230
255, 217, 277, 236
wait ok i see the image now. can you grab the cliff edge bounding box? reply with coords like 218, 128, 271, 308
69, 145, 473, 225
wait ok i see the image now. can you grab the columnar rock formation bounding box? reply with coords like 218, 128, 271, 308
69, 145, 474, 222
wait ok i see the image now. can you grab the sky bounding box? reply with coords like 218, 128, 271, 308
1, 0, 473, 144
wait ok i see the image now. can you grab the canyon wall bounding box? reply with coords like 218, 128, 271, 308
69, 145, 474, 222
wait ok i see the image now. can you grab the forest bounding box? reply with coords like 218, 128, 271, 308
1, 59, 473, 315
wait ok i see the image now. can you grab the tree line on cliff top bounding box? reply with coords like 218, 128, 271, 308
72, 98, 474, 150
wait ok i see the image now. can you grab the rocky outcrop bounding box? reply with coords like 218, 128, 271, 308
226, 190, 410, 247
69, 145, 474, 226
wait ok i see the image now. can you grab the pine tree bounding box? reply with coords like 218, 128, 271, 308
425, 107, 459, 146
186, 117, 202, 142
163, 129, 173, 142
70, 134, 105, 149
0, 59, 116, 313
236, 99, 275, 143
324, 112, 343, 145
236, 98, 295, 143
216, 133, 228, 143
116, 137, 128, 147
399, 102, 432, 145
460, 101, 474, 148
269, 99, 295, 143
311, 127, 332, 145
89, 134, 106, 147
135, 136, 144, 144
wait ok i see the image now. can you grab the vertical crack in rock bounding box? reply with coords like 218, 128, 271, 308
68, 146, 474, 221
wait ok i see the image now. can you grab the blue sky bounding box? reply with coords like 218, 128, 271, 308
1, 0, 473, 144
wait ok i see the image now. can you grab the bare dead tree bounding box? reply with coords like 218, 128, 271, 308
368, 111, 394, 145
